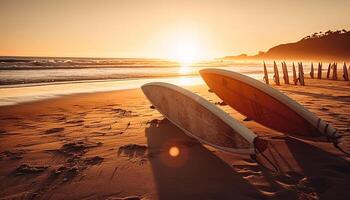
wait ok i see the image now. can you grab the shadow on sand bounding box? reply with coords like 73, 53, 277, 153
259, 136, 350, 200
145, 119, 263, 200
284, 137, 350, 200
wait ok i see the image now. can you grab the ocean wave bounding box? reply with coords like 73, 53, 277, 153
0, 57, 182, 69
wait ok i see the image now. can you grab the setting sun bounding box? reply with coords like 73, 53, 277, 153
162, 29, 210, 67
172, 39, 200, 67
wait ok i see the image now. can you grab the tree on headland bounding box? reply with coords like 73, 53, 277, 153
325, 30, 333, 35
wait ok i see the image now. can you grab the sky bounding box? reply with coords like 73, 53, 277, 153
1, 0, 350, 59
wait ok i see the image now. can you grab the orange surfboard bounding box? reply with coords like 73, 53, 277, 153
342, 62, 349, 81
310, 62, 314, 78
273, 61, 280, 85
263, 61, 269, 85
317, 62, 322, 79
200, 68, 340, 141
292, 62, 298, 85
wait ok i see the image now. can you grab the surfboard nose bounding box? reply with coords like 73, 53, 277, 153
199, 68, 215, 76
199, 68, 222, 83
141, 82, 167, 96
140, 83, 151, 97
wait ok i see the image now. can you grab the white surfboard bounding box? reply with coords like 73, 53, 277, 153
141, 82, 257, 154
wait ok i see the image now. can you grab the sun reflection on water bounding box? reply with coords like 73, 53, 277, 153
179, 66, 191, 75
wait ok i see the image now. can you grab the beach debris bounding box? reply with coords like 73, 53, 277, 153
317, 62, 322, 79
150, 105, 155, 109
332, 63, 338, 80
15, 164, 48, 175
273, 61, 280, 85
44, 127, 64, 134
326, 63, 331, 78
309, 62, 314, 78
292, 62, 298, 85
281, 61, 290, 84
343, 62, 349, 81
263, 61, 269, 84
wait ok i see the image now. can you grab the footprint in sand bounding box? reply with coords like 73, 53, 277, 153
117, 144, 148, 159
14, 164, 48, 175
0, 150, 24, 160
319, 107, 330, 111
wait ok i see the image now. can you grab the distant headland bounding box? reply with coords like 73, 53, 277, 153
224, 30, 350, 61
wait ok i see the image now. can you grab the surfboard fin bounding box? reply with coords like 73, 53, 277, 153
333, 136, 350, 155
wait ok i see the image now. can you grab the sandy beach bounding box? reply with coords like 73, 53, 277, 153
0, 77, 349, 200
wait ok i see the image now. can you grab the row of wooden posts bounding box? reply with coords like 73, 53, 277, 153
263, 61, 350, 86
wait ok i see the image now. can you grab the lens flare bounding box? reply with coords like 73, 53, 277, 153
169, 146, 180, 157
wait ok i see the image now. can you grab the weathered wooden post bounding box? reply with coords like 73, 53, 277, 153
273, 61, 280, 85
282, 62, 289, 84
299, 62, 305, 86
326, 63, 331, 79
317, 62, 322, 79
292, 62, 298, 85
343, 62, 349, 81
333, 63, 338, 80
310, 62, 314, 78
263, 61, 269, 84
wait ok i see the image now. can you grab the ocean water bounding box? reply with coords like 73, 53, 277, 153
0, 57, 264, 85
0, 57, 314, 106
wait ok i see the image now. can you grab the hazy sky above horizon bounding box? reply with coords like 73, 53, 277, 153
1, 0, 350, 59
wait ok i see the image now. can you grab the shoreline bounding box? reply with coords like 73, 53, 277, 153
0, 76, 204, 106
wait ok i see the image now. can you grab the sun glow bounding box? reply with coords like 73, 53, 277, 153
164, 30, 211, 68
173, 40, 200, 67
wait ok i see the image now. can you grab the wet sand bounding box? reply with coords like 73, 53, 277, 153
0, 78, 350, 200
